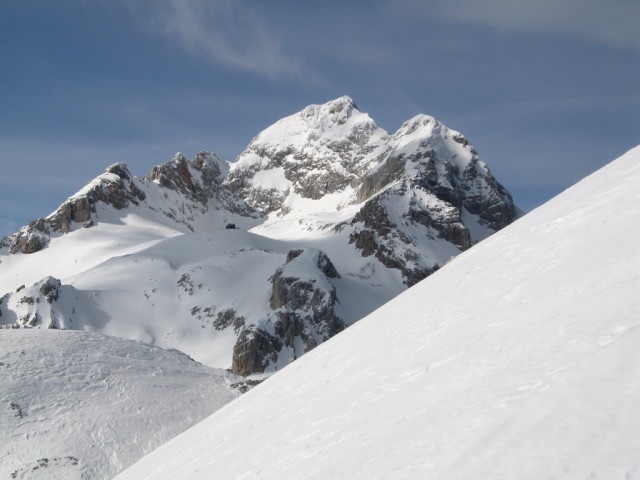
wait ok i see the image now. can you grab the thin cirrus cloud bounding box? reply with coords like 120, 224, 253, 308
142, 0, 308, 81
392, 0, 640, 51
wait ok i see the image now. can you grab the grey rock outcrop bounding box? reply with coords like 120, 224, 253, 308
39, 277, 61, 304
147, 152, 223, 205
232, 328, 282, 377
231, 249, 344, 376
9, 218, 50, 254
48, 197, 92, 234
145, 151, 261, 230
66, 162, 146, 214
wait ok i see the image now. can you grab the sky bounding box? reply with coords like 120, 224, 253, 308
1, 0, 638, 238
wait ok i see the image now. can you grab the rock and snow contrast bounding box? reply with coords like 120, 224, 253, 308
115, 146, 640, 479
0, 96, 515, 376
0, 330, 239, 480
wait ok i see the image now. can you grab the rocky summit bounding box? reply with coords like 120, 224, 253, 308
0, 97, 515, 375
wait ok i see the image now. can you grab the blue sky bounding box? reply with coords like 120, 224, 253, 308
1, 0, 638, 237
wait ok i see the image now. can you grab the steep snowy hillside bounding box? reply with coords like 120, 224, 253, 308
117, 146, 640, 479
0, 330, 239, 480
0, 97, 515, 375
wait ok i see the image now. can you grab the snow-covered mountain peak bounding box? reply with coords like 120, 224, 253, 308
299, 94, 362, 128
226, 98, 391, 213
74, 162, 138, 199
170, 151, 186, 162
394, 113, 438, 135
241, 96, 382, 153
227, 96, 513, 235
391, 113, 473, 162
323, 94, 357, 111
102, 161, 133, 178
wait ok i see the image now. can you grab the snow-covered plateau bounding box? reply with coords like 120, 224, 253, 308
0, 330, 239, 479
115, 146, 640, 479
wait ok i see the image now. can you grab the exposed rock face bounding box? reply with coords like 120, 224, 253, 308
69, 162, 147, 214
39, 277, 61, 304
144, 153, 224, 231
354, 114, 515, 233
9, 218, 50, 254
146, 151, 262, 228
232, 249, 344, 376
387, 115, 515, 233
232, 328, 282, 377
270, 250, 343, 350
229, 377, 266, 394
147, 152, 224, 205
48, 197, 92, 234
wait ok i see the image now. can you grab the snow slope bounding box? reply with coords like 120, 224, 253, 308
0, 228, 401, 369
0, 330, 239, 480
117, 146, 640, 479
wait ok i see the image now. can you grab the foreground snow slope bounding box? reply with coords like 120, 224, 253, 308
117, 145, 640, 479
0, 330, 238, 480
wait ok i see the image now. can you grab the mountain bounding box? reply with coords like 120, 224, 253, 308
231, 96, 514, 283
0, 329, 239, 480
0, 97, 515, 375
115, 146, 640, 479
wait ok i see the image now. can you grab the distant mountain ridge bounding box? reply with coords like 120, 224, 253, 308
0, 97, 515, 375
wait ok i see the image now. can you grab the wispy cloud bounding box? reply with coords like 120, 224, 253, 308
135, 0, 308, 81
391, 0, 640, 51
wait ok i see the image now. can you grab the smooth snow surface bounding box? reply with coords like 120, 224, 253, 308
0, 330, 238, 480
117, 146, 640, 479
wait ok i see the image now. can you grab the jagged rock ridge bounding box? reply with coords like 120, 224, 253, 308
2, 152, 259, 254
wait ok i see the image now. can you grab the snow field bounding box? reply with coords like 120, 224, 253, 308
0, 329, 240, 479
